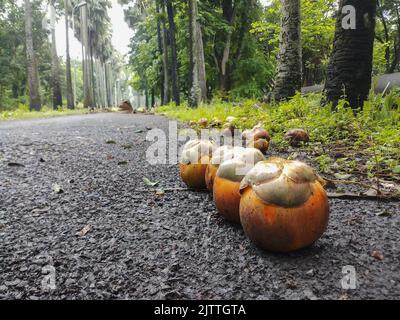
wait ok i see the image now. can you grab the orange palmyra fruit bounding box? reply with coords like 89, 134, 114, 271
213, 148, 265, 223
239, 158, 329, 252
179, 140, 217, 190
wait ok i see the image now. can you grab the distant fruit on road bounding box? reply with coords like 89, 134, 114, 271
179, 140, 217, 190
239, 158, 329, 252
119, 100, 134, 113
213, 148, 265, 223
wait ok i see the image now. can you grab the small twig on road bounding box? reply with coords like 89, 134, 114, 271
324, 178, 381, 191
131, 188, 191, 193
327, 192, 400, 202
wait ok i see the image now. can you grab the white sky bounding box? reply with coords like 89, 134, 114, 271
54, 1, 134, 60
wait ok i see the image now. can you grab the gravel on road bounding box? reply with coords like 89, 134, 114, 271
0, 113, 399, 300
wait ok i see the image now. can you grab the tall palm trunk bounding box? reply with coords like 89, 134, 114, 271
156, 0, 165, 105
189, 0, 207, 107
324, 0, 377, 109
81, 5, 93, 108
50, 1, 62, 110
65, 0, 74, 109
216, 0, 236, 93
24, 0, 41, 111
166, 0, 180, 106
161, 0, 170, 105
273, 0, 302, 101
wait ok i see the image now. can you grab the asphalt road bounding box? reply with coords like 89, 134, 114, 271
0, 113, 399, 300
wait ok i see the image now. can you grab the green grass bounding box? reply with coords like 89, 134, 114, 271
158, 92, 400, 178
0, 104, 90, 121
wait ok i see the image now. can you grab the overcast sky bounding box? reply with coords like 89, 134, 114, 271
55, 0, 271, 61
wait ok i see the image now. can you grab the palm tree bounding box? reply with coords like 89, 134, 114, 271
155, 0, 165, 104
272, 0, 302, 101
161, 0, 170, 105
50, 0, 63, 109
65, 0, 75, 109
189, 0, 207, 107
166, 0, 180, 106
24, 0, 41, 111
324, 0, 377, 109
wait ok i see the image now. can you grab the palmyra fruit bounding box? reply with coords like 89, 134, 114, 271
179, 140, 217, 190
284, 128, 310, 147
205, 146, 246, 191
239, 158, 329, 252
198, 118, 209, 128
213, 148, 265, 223
242, 126, 271, 154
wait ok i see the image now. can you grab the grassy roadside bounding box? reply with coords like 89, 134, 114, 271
158, 92, 400, 180
0, 104, 92, 121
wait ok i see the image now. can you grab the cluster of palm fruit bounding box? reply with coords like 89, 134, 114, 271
179, 123, 329, 253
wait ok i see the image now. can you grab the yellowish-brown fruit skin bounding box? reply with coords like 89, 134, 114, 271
205, 164, 218, 191
179, 155, 211, 190
213, 175, 241, 223
240, 182, 329, 252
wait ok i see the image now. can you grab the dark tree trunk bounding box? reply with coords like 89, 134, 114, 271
24, 0, 41, 111
65, 0, 74, 109
188, 0, 194, 104
105, 62, 111, 107
156, 0, 165, 104
145, 85, 149, 110
272, 0, 302, 101
166, 0, 180, 106
151, 89, 155, 108
89, 43, 96, 108
161, 0, 170, 105
324, 0, 377, 109
215, 0, 235, 93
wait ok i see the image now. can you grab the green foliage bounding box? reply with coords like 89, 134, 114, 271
251, 0, 336, 86
0, 0, 52, 110
0, 103, 88, 120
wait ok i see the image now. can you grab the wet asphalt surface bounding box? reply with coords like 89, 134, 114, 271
0, 113, 399, 300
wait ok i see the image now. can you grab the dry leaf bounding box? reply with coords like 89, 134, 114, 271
76, 225, 91, 237
143, 177, 159, 187
371, 250, 384, 261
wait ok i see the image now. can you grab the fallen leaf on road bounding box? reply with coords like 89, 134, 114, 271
121, 144, 133, 150
52, 184, 64, 194
32, 207, 49, 214
376, 210, 392, 217
143, 177, 159, 187
155, 189, 165, 196
76, 225, 91, 237
118, 161, 128, 165
106, 140, 116, 144
371, 250, 384, 261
